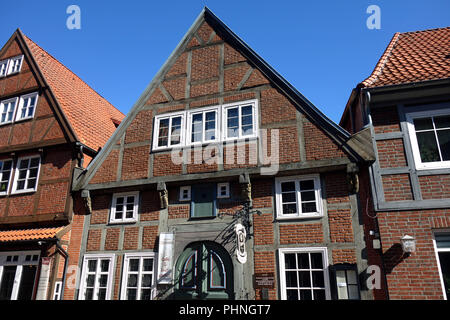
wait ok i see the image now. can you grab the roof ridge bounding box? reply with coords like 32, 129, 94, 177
22, 33, 124, 119
361, 32, 402, 87
400, 26, 450, 35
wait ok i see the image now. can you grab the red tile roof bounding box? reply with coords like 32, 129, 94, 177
0, 227, 64, 242
22, 33, 125, 151
362, 27, 450, 88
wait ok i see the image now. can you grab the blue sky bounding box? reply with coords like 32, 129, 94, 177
1, 0, 449, 123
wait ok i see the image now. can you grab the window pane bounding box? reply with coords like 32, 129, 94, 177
126, 288, 137, 300
286, 289, 298, 300
300, 289, 312, 300
19, 159, 29, 169
26, 178, 37, 190
141, 289, 152, 300
312, 271, 324, 287
299, 180, 315, 190
437, 251, 450, 297
348, 285, 359, 299
129, 259, 139, 272
205, 111, 216, 140
282, 203, 297, 214
28, 168, 38, 178
158, 119, 169, 147
227, 108, 239, 138
301, 191, 316, 202
281, 192, 296, 203
115, 207, 123, 220
143, 259, 153, 271
281, 181, 295, 192
0, 266, 17, 300
171, 116, 182, 145
127, 274, 138, 287
301, 202, 317, 213
284, 254, 296, 269
413, 118, 433, 131
99, 275, 108, 288
85, 288, 94, 300
297, 253, 310, 269
437, 129, 450, 161
86, 275, 95, 287
434, 116, 450, 129
17, 180, 25, 190
97, 288, 106, 300
285, 271, 298, 287
313, 289, 326, 300
347, 270, 358, 285
310, 253, 323, 269
416, 131, 440, 162
18, 170, 27, 179
30, 158, 39, 168
142, 274, 152, 287
100, 259, 110, 272
88, 260, 97, 272
298, 271, 311, 287
116, 197, 124, 205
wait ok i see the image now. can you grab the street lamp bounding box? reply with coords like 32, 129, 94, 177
401, 235, 416, 254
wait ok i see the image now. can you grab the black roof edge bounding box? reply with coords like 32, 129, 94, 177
204, 8, 351, 146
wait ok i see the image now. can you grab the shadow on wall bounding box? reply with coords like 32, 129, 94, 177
383, 243, 408, 274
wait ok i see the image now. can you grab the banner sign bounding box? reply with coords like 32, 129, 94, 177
157, 232, 175, 284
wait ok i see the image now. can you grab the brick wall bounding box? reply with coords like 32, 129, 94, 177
377, 139, 407, 168
382, 174, 414, 201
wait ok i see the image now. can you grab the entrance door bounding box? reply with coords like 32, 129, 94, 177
173, 242, 233, 299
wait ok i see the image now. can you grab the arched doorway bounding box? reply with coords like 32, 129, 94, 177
173, 241, 234, 299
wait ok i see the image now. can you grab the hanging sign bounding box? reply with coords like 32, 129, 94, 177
157, 232, 175, 284
235, 223, 247, 264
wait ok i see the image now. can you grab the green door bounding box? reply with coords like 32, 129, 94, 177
173, 242, 234, 299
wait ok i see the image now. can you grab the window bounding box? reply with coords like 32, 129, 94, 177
433, 232, 450, 300
153, 112, 184, 150
279, 248, 330, 300
407, 109, 450, 169
15, 92, 38, 122
121, 253, 156, 300
191, 184, 216, 218
179, 186, 191, 202
0, 251, 40, 300
223, 101, 257, 140
11, 156, 41, 194
217, 182, 230, 198
151, 100, 258, 151
188, 107, 219, 144
6, 55, 24, 75
0, 59, 8, 77
275, 175, 323, 219
79, 254, 115, 300
110, 192, 139, 224
0, 159, 13, 195
52, 281, 62, 300
330, 264, 360, 300
0, 97, 18, 125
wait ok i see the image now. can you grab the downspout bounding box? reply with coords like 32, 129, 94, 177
363, 89, 390, 300
55, 240, 69, 300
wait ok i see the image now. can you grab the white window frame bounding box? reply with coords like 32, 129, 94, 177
15, 92, 39, 122
222, 99, 258, 142
432, 229, 450, 300
179, 185, 191, 202
152, 111, 185, 151
6, 55, 24, 75
187, 105, 220, 145
0, 59, 8, 77
109, 192, 139, 224
0, 97, 18, 126
151, 99, 258, 152
406, 108, 450, 170
217, 182, 230, 199
120, 252, 157, 300
78, 254, 115, 300
278, 247, 331, 300
275, 174, 323, 219
11, 155, 41, 195
0, 250, 40, 300
0, 158, 13, 196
